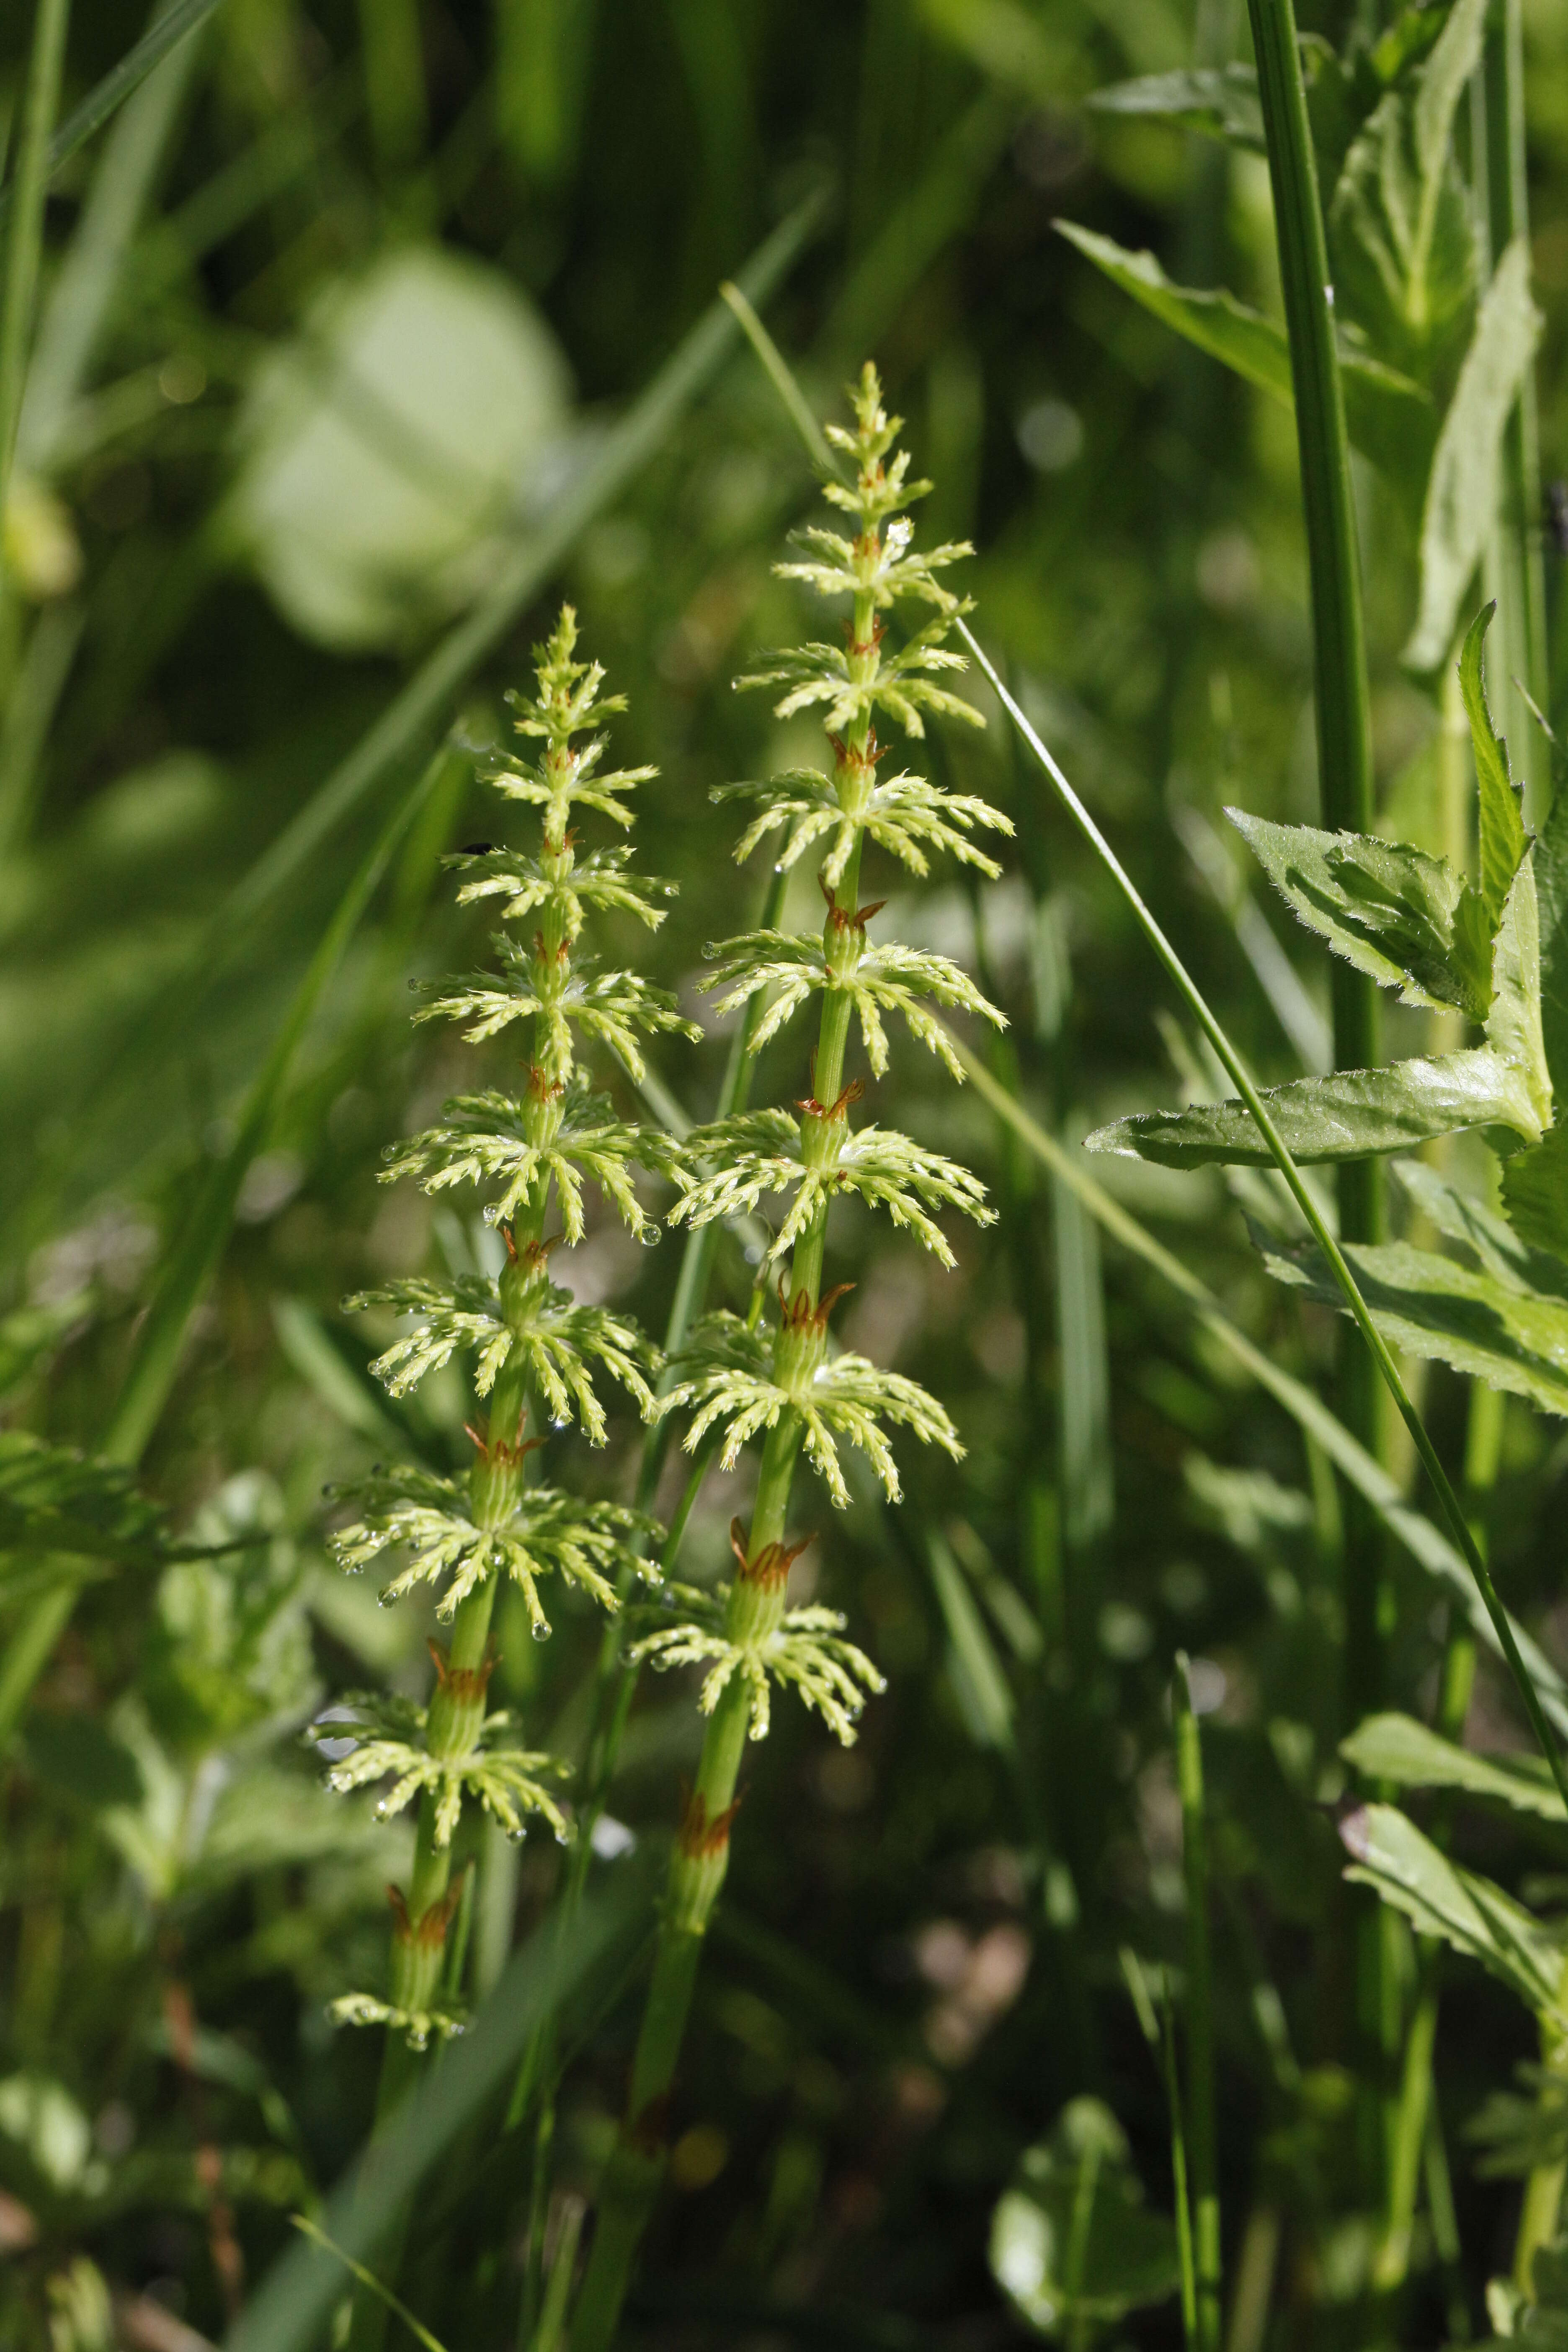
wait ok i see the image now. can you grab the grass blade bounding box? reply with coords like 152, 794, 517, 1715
0, 743, 457, 1756
0, 0, 71, 506
0, 0, 230, 230
959, 621, 1568, 1815
1173, 1656, 1221, 2352
101, 739, 461, 1469
1054, 1166, 1113, 1552
18, 0, 204, 474
224, 1859, 654, 2352
287, 2220, 447, 2352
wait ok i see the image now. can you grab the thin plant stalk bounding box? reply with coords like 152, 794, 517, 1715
1375, 1381, 1496, 2292
0, 0, 71, 513
1174, 1656, 1221, 2352
1165, 1988, 1200, 2352
1121, 1948, 1198, 2352
955, 623, 1568, 1815
1515, 1955, 1568, 2294
1243, 5, 1397, 2182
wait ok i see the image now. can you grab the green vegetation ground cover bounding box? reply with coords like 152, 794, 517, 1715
3, 1, 1568, 2347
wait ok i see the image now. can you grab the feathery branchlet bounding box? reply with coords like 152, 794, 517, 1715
319, 611, 690, 2050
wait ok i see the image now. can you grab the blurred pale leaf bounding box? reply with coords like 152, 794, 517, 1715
1405, 246, 1544, 671
0, 2075, 94, 2193
1086, 65, 1264, 150
232, 246, 573, 650
990, 2097, 1179, 2337
1341, 1711, 1565, 1819
1340, 1801, 1565, 2018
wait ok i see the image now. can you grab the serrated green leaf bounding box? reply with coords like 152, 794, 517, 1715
1406, 247, 1545, 671
1086, 1047, 1537, 1169
1341, 1711, 1565, 1821
1397, 1155, 1568, 1297
1328, 0, 1485, 392
1086, 65, 1264, 150
1053, 223, 1434, 503
1502, 1124, 1568, 1269
1255, 1225, 1568, 1417
1486, 849, 1553, 1131
1459, 600, 1529, 921
1340, 1800, 1566, 2020
1227, 807, 1486, 1014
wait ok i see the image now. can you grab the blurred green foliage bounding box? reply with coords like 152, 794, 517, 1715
1, 0, 1566, 2346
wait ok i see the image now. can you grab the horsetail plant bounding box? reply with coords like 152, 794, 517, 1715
567, 364, 1010, 2348
314, 611, 693, 2064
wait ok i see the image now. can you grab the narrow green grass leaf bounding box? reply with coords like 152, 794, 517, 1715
1173, 1659, 1221, 2352
1459, 601, 1529, 923
1343, 1712, 1565, 1821
18, 7, 202, 475
1055, 1174, 1114, 1549
1053, 221, 1434, 503
287, 2220, 447, 2352
0, 0, 71, 505
102, 743, 459, 1469
926, 1527, 1015, 1752
1340, 1801, 1565, 2021
959, 618, 1568, 1812
0, 0, 230, 229
224, 1861, 653, 2352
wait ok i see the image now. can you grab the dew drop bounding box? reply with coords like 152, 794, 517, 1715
377, 1593, 396, 1609
551, 1417, 568, 1431
638, 1224, 662, 1248
531, 1620, 552, 1643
